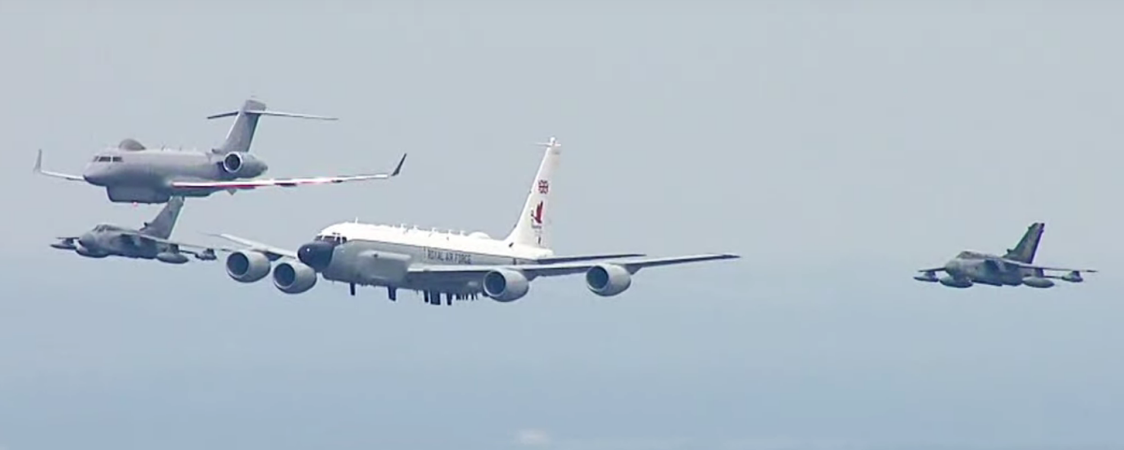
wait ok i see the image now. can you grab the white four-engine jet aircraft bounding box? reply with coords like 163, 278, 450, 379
207, 137, 739, 304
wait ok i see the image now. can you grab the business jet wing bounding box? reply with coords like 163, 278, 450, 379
204, 233, 298, 260
407, 253, 739, 283
33, 150, 85, 181
171, 153, 406, 190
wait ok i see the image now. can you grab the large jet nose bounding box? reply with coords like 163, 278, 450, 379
297, 241, 335, 271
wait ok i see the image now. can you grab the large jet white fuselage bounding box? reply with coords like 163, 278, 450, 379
291, 222, 553, 293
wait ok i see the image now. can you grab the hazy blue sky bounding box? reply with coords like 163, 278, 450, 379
2, 2, 1123, 449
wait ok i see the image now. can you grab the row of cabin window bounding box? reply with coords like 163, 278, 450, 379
92, 156, 123, 162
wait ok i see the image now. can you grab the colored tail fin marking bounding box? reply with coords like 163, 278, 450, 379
504, 137, 561, 249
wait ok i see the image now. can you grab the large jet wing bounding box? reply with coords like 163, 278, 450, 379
170, 153, 406, 190
205, 233, 299, 260
33, 150, 85, 181
406, 254, 739, 283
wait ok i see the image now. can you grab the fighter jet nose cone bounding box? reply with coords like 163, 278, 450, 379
297, 241, 334, 271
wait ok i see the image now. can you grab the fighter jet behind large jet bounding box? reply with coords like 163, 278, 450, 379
207, 137, 739, 304
50, 197, 220, 264
914, 222, 1096, 289
34, 98, 406, 204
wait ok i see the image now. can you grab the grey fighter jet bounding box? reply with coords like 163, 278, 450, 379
34, 98, 406, 204
50, 196, 220, 264
914, 222, 1096, 289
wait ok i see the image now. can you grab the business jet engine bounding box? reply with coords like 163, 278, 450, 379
482, 269, 530, 302
273, 260, 318, 294
226, 250, 271, 283
219, 152, 267, 177
585, 264, 632, 297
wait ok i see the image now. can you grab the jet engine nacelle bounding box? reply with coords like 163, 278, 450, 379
219, 152, 267, 177
156, 251, 189, 264
272, 260, 318, 294
938, 275, 973, 288
1021, 276, 1056, 289
226, 250, 271, 283
482, 269, 530, 302
585, 264, 632, 297
222, 152, 244, 174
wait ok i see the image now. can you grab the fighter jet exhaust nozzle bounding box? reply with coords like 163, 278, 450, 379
482, 269, 530, 302
585, 264, 632, 297
938, 276, 973, 288
226, 250, 271, 283
1021, 277, 1055, 289
297, 241, 335, 271
272, 261, 318, 294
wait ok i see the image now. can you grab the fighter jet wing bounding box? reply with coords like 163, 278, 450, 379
170, 153, 407, 190
916, 267, 947, 273
116, 231, 239, 253
33, 150, 84, 181
406, 254, 739, 283
204, 233, 298, 260
1007, 261, 1098, 273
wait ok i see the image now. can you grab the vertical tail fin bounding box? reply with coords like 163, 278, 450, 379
140, 197, 185, 239
207, 98, 338, 154
1004, 222, 1044, 263
504, 137, 561, 249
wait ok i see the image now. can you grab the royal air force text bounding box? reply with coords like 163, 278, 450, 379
426, 248, 472, 264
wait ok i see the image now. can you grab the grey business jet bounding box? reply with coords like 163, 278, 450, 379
50, 197, 219, 264
34, 98, 406, 204
914, 222, 1096, 289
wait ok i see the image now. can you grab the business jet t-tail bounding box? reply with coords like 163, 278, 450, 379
913, 222, 1096, 289
209, 137, 739, 304
34, 98, 406, 204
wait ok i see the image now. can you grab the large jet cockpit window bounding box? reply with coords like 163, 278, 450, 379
92, 156, 123, 163
315, 234, 347, 245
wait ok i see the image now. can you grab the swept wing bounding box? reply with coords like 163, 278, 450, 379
171, 153, 406, 190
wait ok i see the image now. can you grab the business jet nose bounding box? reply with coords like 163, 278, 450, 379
82, 167, 109, 186
297, 241, 335, 271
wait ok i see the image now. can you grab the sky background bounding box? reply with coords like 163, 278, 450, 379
1, 1, 1123, 449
